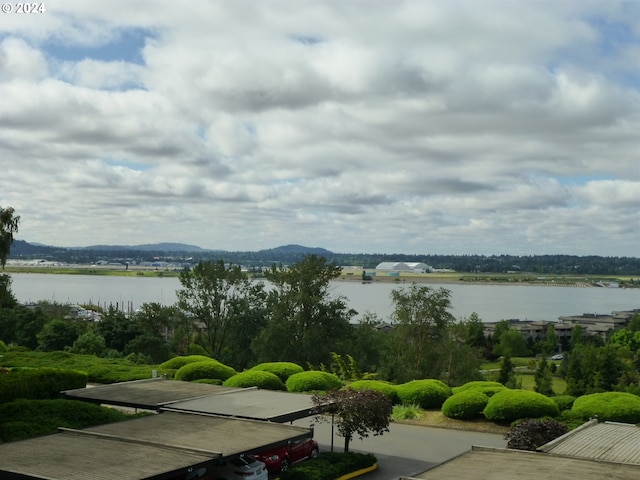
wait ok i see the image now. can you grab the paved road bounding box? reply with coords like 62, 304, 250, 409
292, 418, 506, 479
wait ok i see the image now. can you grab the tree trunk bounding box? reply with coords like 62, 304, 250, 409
343, 435, 351, 453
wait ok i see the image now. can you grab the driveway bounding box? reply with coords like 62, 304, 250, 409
293, 417, 507, 479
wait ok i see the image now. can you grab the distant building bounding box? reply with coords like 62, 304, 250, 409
375, 262, 432, 273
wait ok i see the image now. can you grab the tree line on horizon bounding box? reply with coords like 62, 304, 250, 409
9, 239, 640, 275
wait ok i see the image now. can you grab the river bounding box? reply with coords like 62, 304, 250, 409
7, 273, 640, 322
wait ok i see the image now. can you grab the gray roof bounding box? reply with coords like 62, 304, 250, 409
0, 411, 313, 480
165, 388, 317, 422
63, 377, 239, 409
539, 420, 640, 465
403, 446, 640, 480
64, 378, 318, 423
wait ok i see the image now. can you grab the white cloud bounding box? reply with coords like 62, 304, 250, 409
1, 0, 639, 256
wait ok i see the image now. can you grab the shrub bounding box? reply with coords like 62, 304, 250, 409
391, 403, 422, 421
248, 362, 304, 382
451, 381, 506, 397
285, 371, 343, 392
223, 370, 286, 390
505, 418, 568, 451
0, 367, 87, 404
483, 389, 560, 423
279, 452, 376, 480
552, 395, 576, 411
158, 355, 214, 371
0, 339, 7, 352
571, 392, 640, 424
348, 380, 399, 404
0, 399, 148, 442
442, 390, 489, 420
174, 360, 237, 382
396, 380, 451, 409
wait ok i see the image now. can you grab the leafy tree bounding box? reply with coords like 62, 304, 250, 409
176, 260, 259, 360
312, 388, 392, 453
124, 334, 170, 363
534, 357, 554, 396
253, 255, 355, 366
68, 332, 107, 356
494, 329, 529, 357
37, 319, 85, 352
542, 324, 558, 356
95, 307, 144, 353
497, 355, 515, 387
385, 285, 455, 382
0, 206, 19, 268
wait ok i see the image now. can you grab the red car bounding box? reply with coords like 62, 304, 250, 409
252, 437, 319, 473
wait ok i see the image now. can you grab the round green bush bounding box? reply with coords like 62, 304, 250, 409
348, 380, 399, 404
483, 389, 560, 423
552, 395, 576, 411
158, 355, 215, 370
223, 370, 286, 390
248, 362, 304, 382
396, 380, 451, 409
442, 390, 490, 420
452, 381, 506, 397
285, 371, 343, 392
571, 392, 640, 424
174, 360, 237, 382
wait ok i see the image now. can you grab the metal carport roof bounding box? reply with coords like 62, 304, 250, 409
0, 411, 314, 480
63, 377, 319, 422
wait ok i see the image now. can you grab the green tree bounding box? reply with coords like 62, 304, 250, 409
0, 206, 19, 268
253, 255, 355, 366
494, 329, 529, 357
497, 354, 515, 387
124, 334, 170, 363
542, 324, 558, 356
37, 319, 85, 352
176, 260, 258, 359
312, 388, 392, 453
534, 357, 554, 396
68, 331, 107, 356
95, 307, 144, 353
385, 285, 455, 382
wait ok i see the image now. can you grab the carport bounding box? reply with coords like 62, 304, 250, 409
0, 410, 315, 480
63, 377, 319, 422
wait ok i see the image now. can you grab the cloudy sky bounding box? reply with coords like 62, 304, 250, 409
1, 1, 639, 256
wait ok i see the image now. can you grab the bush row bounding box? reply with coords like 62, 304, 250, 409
279, 452, 376, 480
0, 367, 87, 404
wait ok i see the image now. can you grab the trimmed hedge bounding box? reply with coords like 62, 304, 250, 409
571, 392, 640, 424
442, 390, 489, 420
348, 380, 399, 404
285, 371, 343, 392
396, 380, 451, 409
0, 367, 88, 404
279, 452, 376, 480
158, 355, 214, 370
223, 370, 286, 390
174, 360, 237, 382
452, 381, 506, 397
248, 362, 304, 382
552, 395, 576, 411
483, 389, 560, 423
0, 399, 147, 442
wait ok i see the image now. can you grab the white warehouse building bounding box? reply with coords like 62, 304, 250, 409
375, 262, 432, 273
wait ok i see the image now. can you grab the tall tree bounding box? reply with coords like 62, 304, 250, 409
312, 388, 392, 453
385, 285, 455, 382
0, 206, 19, 268
176, 260, 259, 359
253, 255, 355, 366
0, 207, 19, 308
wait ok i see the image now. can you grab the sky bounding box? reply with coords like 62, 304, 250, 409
1, 1, 639, 256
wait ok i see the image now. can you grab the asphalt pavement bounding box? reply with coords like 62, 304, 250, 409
293, 417, 507, 479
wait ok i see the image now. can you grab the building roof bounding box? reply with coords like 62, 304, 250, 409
63, 377, 320, 423
539, 420, 640, 465
0, 410, 313, 480
165, 388, 318, 422
402, 446, 640, 480
63, 377, 239, 410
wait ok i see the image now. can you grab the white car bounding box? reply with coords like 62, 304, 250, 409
551, 354, 563, 361
208, 455, 268, 480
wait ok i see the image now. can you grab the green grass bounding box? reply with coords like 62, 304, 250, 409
391, 403, 423, 421
481, 357, 531, 371
515, 373, 566, 395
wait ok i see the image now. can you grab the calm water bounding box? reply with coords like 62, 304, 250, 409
7, 273, 640, 322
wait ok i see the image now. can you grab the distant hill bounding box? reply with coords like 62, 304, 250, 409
81, 243, 207, 252
259, 244, 333, 255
